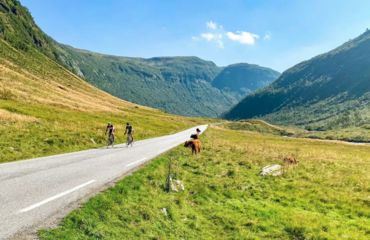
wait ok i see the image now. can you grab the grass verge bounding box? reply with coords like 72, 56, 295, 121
0, 100, 207, 163
39, 126, 370, 239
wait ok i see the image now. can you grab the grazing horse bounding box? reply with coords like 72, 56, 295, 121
184, 139, 201, 155
283, 155, 299, 165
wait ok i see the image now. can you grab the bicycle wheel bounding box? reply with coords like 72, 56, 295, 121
108, 135, 114, 147
127, 135, 133, 146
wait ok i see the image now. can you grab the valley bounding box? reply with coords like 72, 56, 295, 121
0, 0, 369, 239
225, 30, 370, 134
54, 45, 279, 117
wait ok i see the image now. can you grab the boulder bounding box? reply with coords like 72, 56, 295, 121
260, 164, 283, 176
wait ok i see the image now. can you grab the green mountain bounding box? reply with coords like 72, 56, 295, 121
54, 45, 279, 117
0, 0, 59, 57
55, 46, 231, 117
225, 30, 370, 130
0, 0, 279, 118
212, 63, 280, 97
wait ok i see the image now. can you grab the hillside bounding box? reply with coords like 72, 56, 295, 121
0, 0, 207, 163
0, 0, 279, 119
225, 30, 370, 130
54, 45, 279, 117
212, 63, 279, 97
54, 46, 233, 117
1, 0, 279, 118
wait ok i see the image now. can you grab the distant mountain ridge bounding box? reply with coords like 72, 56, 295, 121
55, 45, 279, 117
212, 63, 280, 97
225, 30, 370, 129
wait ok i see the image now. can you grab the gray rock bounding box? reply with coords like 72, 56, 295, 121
161, 208, 168, 216
260, 164, 283, 176
169, 177, 185, 192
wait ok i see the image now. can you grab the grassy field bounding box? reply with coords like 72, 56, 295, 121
39, 126, 370, 239
222, 120, 370, 143
295, 127, 370, 143
222, 120, 296, 136
0, 99, 206, 163
0, 38, 208, 163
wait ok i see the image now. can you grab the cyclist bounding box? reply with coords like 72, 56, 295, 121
105, 123, 115, 147
124, 122, 134, 147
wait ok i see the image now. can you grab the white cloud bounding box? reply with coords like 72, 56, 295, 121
226, 31, 259, 45
197, 33, 224, 48
200, 32, 217, 41
193, 21, 262, 48
206, 21, 218, 30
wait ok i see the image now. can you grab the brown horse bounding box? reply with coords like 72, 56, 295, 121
283, 155, 299, 165
184, 139, 201, 155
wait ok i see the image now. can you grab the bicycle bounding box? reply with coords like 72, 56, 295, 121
107, 134, 115, 148
126, 134, 133, 147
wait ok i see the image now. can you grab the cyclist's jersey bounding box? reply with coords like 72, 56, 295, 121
126, 125, 133, 135
107, 125, 115, 135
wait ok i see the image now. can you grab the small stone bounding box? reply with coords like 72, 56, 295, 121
169, 178, 185, 192
161, 208, 168, 216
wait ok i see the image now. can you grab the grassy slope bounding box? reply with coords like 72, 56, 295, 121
222, 120, 296, 136
225, 30, 370, 132
40, 126, 370, 239
55, 46, 237, 117
222, 120, 370, 142
0, 38, 208, 163
55, 45, 279, 118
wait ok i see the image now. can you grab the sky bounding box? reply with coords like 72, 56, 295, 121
21, 0, 370, 72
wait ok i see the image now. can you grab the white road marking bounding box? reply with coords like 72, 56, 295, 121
126, 157, 147, 167
19, 180, 96, 213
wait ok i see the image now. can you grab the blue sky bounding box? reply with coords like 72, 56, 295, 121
22, 0, 370, 72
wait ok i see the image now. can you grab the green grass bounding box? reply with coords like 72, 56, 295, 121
295, 127, 370, 143
0, 14, 209, 163
222, 119, 295, 136
39, 126, 370, 239
0, 100, 207, 163
223, 120, 370, 143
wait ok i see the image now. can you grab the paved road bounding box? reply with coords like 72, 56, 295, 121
0, 125, 207, 239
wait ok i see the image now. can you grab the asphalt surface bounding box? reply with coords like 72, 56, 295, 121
0, 125, 207, 239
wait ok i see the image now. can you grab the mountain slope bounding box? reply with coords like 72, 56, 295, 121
212, 63, 279, 97
0, 0, 58, 58
54, 45, 236, 117
225, 30, 370, 129
54, 45, 279, 117
0, 0, 207, 163
2, 0, 279, 118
